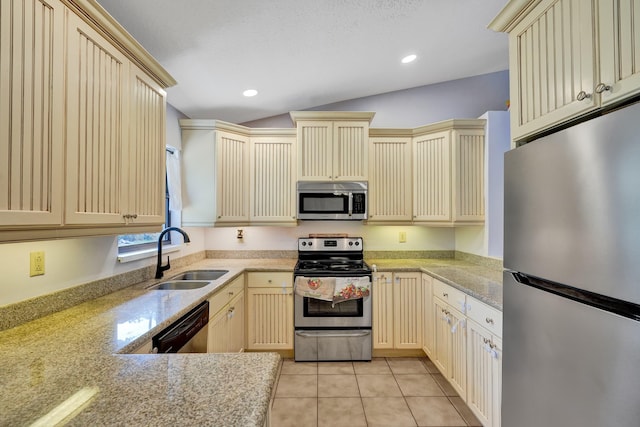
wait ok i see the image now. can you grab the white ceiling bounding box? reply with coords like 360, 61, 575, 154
97, 0, 509, 124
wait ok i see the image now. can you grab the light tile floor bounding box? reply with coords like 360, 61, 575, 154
270, 357, 482, 427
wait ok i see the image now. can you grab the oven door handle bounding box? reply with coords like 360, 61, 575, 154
295, 330, 371, 338
348, 192, 353, 217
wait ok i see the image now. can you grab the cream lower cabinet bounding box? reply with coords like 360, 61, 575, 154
208, 275, 245, 353
246, 272, 293, 350
422, 273, 434, 358
208, 291, 245, 353
367, 134, 413, 223
372, 272, 422, 350
372, 272, 394, 349
466, 297, 503, 427
393, 272, 422, 349
432, 279, 468, 400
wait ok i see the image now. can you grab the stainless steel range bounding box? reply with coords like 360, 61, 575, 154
293, 237, 372, 361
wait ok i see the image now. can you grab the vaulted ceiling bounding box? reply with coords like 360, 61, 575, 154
97, 0, 509, 123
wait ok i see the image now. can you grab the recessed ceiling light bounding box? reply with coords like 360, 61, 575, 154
401, 54, 417, 64
243, 89, 258, 97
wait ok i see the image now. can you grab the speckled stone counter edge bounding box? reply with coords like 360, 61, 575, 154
1, 249, 501, 331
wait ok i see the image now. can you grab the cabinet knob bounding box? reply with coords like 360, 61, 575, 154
595, 83, 612, 94
443, 292, 448, 298
576, 90, 592, 101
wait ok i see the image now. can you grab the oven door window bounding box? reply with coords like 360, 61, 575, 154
299, 193, 348, 214
304, 297, 363, 317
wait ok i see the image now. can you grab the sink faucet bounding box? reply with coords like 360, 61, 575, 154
155, 227, 191, 279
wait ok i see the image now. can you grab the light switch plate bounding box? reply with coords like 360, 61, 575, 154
30, 251, 45, 277
399, 231, 407, 243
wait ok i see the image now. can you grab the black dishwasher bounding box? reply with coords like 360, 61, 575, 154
152, 301, 209, 353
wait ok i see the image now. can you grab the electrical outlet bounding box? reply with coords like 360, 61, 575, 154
236, 229, 244, 239
30, 251, 45, 277
399, 231, 407, 243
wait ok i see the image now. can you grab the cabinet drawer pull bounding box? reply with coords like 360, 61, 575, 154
577, 90, 592, 101
595, 83, 612, 93
442, 292, 448, 298
485, 317, 494, 325
228, 291, 234, 296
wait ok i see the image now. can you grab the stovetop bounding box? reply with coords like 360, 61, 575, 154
295, 237, 371, 276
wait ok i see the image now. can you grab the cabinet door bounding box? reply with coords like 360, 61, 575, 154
66, 12, 129, 225
509, 0, 596, 141
250, 135, 296, 224
126, 65, 167, 225
297, 120, 333, 181
413, 131, 451, 222
216, 131, 249, 224
372, 273, 394, 349
228, 290, 245, 353
422, 274, 434, 358
466, 319, 493, 426
207, 306, 229, 353
368, 137, 412, 222
448, 307, 467, 400
453, 130, 484, 223
0, 0, 64, 227
393, 272, 422, 349
598, 0, 640, 106
246, 287, 293, 350
333, 121, 368, 180
492, 336, 502, 427
433, 298, 451, 375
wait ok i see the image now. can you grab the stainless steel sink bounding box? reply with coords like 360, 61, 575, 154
149, 281, 211, 290
170, 270, 229, 281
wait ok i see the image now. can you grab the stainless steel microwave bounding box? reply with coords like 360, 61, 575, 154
297, 181, 368, 220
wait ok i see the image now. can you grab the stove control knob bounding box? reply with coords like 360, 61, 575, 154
301, 242, 307, 246
355, 241, 360, 246
308, 242, 313, 246
349, 241, 353, 246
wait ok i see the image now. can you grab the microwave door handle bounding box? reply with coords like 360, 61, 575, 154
348, 192, 353, 217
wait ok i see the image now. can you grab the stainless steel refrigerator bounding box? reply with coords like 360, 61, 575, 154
503, 101, 640, 427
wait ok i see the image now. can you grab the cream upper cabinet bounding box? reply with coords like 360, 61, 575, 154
367, 133, 413, 223
180, 121, 250, 226
65, 12, 130, 225
0, 0, 65, 228
291, 111, 374, 181
0, 0, 173, 241
491, 0, 640, 142
125, 65, 167, 225
598, 0, 640, 106
412, 120, 485, 226
249, 132, 297, 225
215, 130, 250, 224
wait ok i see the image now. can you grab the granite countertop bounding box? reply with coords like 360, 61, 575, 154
0, 260, 292, 427
0, 256, 501, 426
365, 258, 503, 310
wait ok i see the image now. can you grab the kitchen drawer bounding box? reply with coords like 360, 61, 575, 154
209, 275, 244, 316
466, 296, 503, 338
247, 272, 292, 288
433, 279, 467, 313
